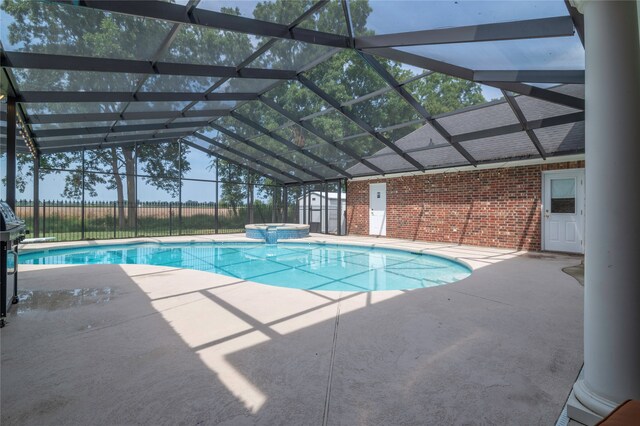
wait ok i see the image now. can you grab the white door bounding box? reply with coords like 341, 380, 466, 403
369, 183, 386, 236
543, 170, 585, 253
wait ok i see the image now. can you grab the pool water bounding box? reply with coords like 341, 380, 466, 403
20, 243, 471, 292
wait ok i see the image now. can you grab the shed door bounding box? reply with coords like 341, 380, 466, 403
369, 183, 386, 236
543, 170, 585, 253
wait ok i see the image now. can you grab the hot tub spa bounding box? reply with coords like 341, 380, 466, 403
245, 223, 310, 243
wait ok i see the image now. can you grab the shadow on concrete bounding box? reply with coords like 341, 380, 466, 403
2, 252, 584, 425
1, 265, 250, 426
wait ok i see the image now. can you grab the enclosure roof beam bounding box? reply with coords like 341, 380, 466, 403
290, 71, 432, 124
55, 0, 350, 48
450, 110, 584, 144
193, 132, 303, 183
189, 134, 298, 184
354, 16, 575, 49
39, 137, 173, 153
37, 129, 194, 148
298, 74, 426, 171
286, 85, 395, 124
183, 138, 288, 184
358, 51, 478, 166
154, 1, 328, 133
343, 108, 583, 150
335, 119, 425, 143
16, 91, 258, 103
32, 119, 210, 138
341, 0, 355, 47
348, 149, 585, 181
364, 141, 451, 160
230, 112, 353, 179
2, 67, 40, 154
0, 51, 297, 80
473, 70, 584, 84
208, 122, 326, 181
260, 95, 386, 175
363, 47, 585, 110
501, 89, 548, 159
105, 2, 201, 143
488, 81, 585, 109
564, 0, 585, 46
185, 139, 286, 184
25, 109, 229, 125
185, 139, 287, 184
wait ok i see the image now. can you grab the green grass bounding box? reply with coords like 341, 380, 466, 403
17, 201, 297, 242
37, 213, 249, 242
39, 228, 245, 242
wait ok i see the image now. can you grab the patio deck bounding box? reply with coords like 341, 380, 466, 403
0, 235, 583, 425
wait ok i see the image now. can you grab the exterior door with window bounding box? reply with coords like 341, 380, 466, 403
543, 169, 585, 253
369, 183, 386, 236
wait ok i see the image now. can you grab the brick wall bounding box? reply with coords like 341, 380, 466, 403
346, 161, 584, 250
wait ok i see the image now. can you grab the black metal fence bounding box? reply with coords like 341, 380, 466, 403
15, 200, 287, 242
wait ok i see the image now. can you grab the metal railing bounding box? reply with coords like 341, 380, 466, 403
14, 200, 286, 242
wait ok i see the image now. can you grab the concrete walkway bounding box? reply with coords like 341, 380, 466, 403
1, 235, 584, 425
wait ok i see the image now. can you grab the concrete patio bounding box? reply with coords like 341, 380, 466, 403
0, 235, 584, 425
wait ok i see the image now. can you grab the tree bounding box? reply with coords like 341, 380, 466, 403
211, 0, 486, 177
217, 161, 246, 216
207, 0, 487, 225
2, 0, 252, 228
5, 0, 488, 227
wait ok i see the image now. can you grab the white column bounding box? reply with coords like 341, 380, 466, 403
568, 1, 640, 424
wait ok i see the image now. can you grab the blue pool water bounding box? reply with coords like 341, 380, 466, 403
20, 243, 471, 292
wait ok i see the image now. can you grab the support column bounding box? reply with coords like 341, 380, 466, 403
134, 142, 138, 238
6, 97, 16, 210
307, 187, 312, 227
302, 185, 307, 225
214, 158, 219, 234
568, 1, 640, 424
283, 185, 288, 223
336, 180, 342, 236
81, 148, 85, 240
33, 155, 40, 238
324, 183, 329, 234
344, 178, 348, 235
178, 140, 182, 235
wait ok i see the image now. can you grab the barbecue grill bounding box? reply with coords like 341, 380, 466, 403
1, 201, 27, 327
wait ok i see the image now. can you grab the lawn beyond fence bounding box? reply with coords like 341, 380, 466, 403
15, 200, 290, 242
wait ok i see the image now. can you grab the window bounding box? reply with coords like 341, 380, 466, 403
551, 178, 575, 213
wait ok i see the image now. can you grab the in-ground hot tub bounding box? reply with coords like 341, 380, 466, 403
245, 223, 310, 243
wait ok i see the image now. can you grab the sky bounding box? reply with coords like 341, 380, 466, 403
1, 0, 582, 202
0, 146, 279, 203
0, 0, 581, 105
0, 146, 211, 202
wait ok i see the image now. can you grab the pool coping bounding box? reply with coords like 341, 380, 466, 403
16, 233, 537, 273
244, 223, 310, 231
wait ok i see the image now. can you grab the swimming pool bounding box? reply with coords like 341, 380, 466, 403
20, 243, 471, 292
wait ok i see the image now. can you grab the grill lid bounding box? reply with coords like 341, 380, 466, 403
0, 202, 26, 241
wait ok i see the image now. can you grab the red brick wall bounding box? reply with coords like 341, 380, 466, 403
346, 161, 584, 250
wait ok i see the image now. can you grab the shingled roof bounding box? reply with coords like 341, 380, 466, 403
346, 84, 584, 177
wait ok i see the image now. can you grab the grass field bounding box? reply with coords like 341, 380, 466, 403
15, 202, 295, 242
